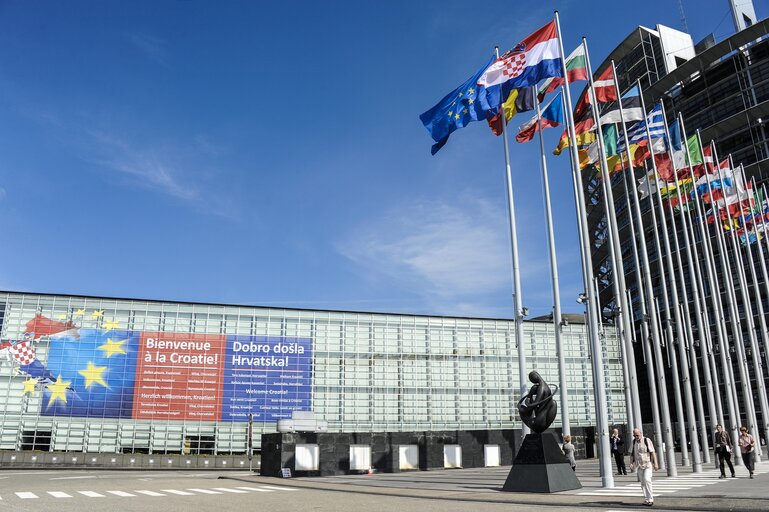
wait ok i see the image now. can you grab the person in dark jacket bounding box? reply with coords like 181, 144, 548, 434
610, 428, 627, 475
713, 424, 735, 479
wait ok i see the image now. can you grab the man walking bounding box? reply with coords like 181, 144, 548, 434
630, 427, 659, 507
713, 424, 735, 479
610, 428, 627, 475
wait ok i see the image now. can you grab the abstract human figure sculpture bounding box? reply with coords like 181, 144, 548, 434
517, 371, 558, 433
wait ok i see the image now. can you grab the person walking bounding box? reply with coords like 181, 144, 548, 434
610, 428, 627, 475
630, 427, 659, 507
562, 434, 576, 471
738, 426, 756, 479
713, 424, 735, 479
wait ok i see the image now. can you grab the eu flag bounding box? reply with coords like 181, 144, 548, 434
419, 55, 499, 155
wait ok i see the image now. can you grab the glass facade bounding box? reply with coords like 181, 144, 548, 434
0, 291, 626, 455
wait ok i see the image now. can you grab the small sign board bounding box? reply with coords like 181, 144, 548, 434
281, 468, 292, 478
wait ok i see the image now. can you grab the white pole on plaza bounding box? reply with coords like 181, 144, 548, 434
582, 38, 642, 433
620, 170, 663, 449
534, 86, 570, 436
554, 10, 613, 488
494, 46, 529, 437
658, 103, 714, 465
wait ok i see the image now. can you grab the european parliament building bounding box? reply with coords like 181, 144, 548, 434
0, 291, 625, 467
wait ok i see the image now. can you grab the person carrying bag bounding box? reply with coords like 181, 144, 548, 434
713, 424, 735, 479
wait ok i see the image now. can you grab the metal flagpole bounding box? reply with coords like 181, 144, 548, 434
717, 161, 768, 460
697, 133, 747, 462
660, 102, 716, 463
679, 116, 739, 463
535, 86, 570, 436
622, 169, 663, 448
611, 64, 672, 473
657, 101, 711, 465
582, 39, 642, 433
634, 93, 694, 470
735, 169, 769, 452
751, 178, 769, 441
554, 10, 613, 488
495, 46, 530, 437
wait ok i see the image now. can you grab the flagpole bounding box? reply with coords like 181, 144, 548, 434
734, 168, 769, 453
621, 167, 663, 450
715, 158, 767, 460
697, 133, 745, 461
636, 84, 698, 471
581, 38, 642, 434
750, 177, 769, 445
680, 116, 738, 462
657, 101, 712, 465
494, 46, 530, 438
554, 10, 613, 488
535, 86, 570, 436
614, 71, 674, 474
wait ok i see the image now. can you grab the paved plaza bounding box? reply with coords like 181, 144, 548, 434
223, 453, 769, 511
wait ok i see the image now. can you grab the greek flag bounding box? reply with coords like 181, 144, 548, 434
618, 104, 666, 153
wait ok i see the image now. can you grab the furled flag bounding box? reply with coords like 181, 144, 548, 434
538, 44, 587, 100
487, 87, 536, 135
599, 85, 643, 125
477, 20, 562, 89
515, 91, 564, 143
420, 55, 500, 154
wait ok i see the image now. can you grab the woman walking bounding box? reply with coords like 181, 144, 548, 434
738, 426, 756, 479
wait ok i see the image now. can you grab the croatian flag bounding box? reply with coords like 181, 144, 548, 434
477, 21, 562, 89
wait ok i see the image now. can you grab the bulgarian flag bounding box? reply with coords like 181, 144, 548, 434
516, 91, 564, 143
538, 44, 587, 99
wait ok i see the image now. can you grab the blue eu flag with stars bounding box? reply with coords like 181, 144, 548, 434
420, 55, 499, 155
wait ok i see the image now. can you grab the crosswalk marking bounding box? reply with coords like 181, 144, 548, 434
48, 491, 73, 498
161, 489, 195, 495
134, 490, 165, 496
186, 488, 222, 494
107, 491, 136, 497
1, 484, 305, 500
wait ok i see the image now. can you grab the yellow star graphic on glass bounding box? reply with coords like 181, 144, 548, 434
78, 361, 108, 389
57, 313, 67, 320
74, 309, 86, 316
463, 108, 468, 114
447, 111, 453, 117
102, 319, 120, 333
468, 87, 475, 95
468, 98, 474, 104
91, 310, 105, 319
454, 113, 460, 120
23, 379, 37, 395
47, 376, 71, 406
458, 92, 463, 97
98, 338, 127, 358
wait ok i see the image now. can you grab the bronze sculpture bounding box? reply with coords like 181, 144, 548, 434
517, 371, 558, 433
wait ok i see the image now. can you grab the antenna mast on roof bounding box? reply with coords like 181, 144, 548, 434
677, 0, 690, 33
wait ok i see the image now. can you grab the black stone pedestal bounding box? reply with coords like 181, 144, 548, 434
502, 432, 581, 493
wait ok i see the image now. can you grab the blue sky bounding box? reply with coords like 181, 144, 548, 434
0, 1, 765, 319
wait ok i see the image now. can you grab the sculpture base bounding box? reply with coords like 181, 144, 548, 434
502, 432, 582, 493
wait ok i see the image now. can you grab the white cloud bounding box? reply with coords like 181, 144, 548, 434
337, 195, 512, 310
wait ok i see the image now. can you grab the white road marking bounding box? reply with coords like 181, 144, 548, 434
259, 485, 299, 491
16, 492, 38, 499
107, 491, 136, 497
187, 488, 222, 494
78, 491, 105, 497
134, 490, 165, 496
48, 491, 73, 498
236, 486, 274, 492
211, 487, 249, 493
161, 489, 195, 495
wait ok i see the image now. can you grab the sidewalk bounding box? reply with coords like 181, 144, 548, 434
223, 453, 769, 511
